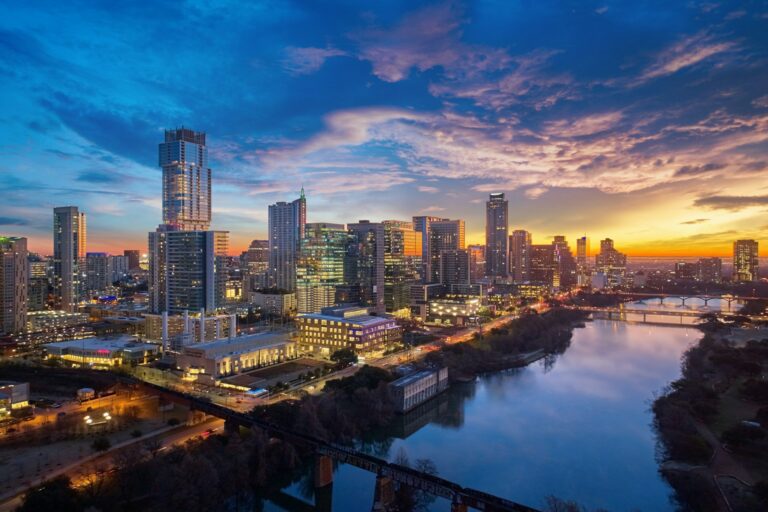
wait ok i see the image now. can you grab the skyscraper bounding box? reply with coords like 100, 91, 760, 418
268, 189, 307, 291
509, 230, 531, 283
595, 238, 627, 287
576, 236, 590, 285
697, 257, 722, 284
85, 252, 109, 294
412, 216, 447, 283
382, 220, 422, 312
427, 219, 465, 284
296, 223, 349, 313
529, 244, 556, 286
242, 239, 270, 291
347, 220, 386, 313
733, 240, 759, 282
123, 249, 140, 271
552, 236, 577, 290
485, 193, 508, 279
53, 206, 86, 312
440, 249, 470, 287
468, 244, 486, 283
159, 128, 211, 231
0, 237, 28, 333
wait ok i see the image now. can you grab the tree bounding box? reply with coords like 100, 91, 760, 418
330, 348, 358, 368
17, 476, 80, 512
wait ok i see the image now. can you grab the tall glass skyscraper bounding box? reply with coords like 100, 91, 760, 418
733, 239, 759, 282
159, 128, 211, 231
485, 192, 508, 278
509, 229, 531, 283
268, 189, 307, 291
296, 223, 349, 313
53, 206, 86, 312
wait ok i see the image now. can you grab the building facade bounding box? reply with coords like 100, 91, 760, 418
485, 193, 508, 279
347, 221, 386, 313
733, 240, 759, 282
296, 305, 402, 355
85, 252, 109, 295
296, 223, 349, 313
159, 128, 211, 231
428, 219, 465, 284
53, 206, 86, 312
509, 230, 531, 283
268, 190, 307, 292
0, 237, 28, 334
468, 244, 486, 283
595, 238, 627, 288
382, 220, 422, 312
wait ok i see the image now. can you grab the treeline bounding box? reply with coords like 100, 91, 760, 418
424, 308, 587, 376
653, 331, 768, 510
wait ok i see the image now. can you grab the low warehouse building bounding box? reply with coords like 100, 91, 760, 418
389, 367, 449, 413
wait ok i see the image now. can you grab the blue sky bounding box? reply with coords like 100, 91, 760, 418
1, 0, 767, 256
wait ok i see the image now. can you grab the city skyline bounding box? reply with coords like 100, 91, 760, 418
2, 1, 768, 257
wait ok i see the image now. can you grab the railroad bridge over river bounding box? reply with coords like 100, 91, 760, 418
129, 379, 539, 512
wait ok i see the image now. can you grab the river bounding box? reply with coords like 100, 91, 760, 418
267, 304, 711, 511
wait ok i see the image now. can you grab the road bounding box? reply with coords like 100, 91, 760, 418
0, 417, 223, 512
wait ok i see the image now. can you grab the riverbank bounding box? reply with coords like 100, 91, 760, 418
652, 323, 768, 511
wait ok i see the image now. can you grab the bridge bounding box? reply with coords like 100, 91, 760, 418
614, 292, 764, 307
571, 306, 765, 326
128, 378, 539, 512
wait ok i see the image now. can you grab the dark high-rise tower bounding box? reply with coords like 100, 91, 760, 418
53, 206, 86, 312
159, 128, 211, 231
485, 193, 508, 278
268, 189, 307, 292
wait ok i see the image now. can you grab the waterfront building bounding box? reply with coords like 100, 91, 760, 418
296, 223, 349, 313
296, 305, 402, 355
440, 249, 470, 287
123, 249, 141, 271
428, 219, 465, 284
697, 257, 722, 284
382, 220, 422, 312
412, 216, 446, 283
389, 368, 449, 413
595, 239, 627, 288
733, 239, 759, 282
485, 193, 508, 279
53, 206, 86, 312
85, 252, 109, 294
0, 237, 28, 334
268, 190, 307, 292
468, 244, 486, 283
347, 221, 386, 313
176, 332, 296, 382
159, 128, 211, 231
509, 230, 531, 283
45, 335, 159, 367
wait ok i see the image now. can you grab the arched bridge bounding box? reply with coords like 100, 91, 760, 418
128, 378, 539, 512
615, 292, 764, 307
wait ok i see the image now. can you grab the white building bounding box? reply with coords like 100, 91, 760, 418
45, 336, 160, 367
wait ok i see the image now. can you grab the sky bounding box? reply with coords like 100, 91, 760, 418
1, 0, 767, 257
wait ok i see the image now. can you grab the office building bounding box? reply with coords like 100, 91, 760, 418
347, 221, 386, 313
0, 237, 28, 334
28, 258, 49, 312
268, 189, 307, 292
509, 230, 531, 283
242, 239, 270, 291
697, 257, 722, 284
45, 336, 159, 367
108, 255, 129, 283
440, 249, 470, 287
382, 220, 421, 312
389, 368, 449, 413
144, 311, 236, 351
249, 290, 296, 317
468, 245, 485, 283
85, 252, 109, 294
674, 262, 698, 281
53, 206, 86, 312
0, 382, 30, 420
412, 216, 447, 282
296, 305, 402, 355
428, 296, 480, 326
576, 236, 590, 284
552, 236, 577, 289
124, 250, 140, 271
159, 128, 211, 230
485, 193, 508, 278
296, 223, 349, 313
595, 239, 627, 288
427, 219, 465, 284
529, 244, 556, 287
733, 240, 759, 282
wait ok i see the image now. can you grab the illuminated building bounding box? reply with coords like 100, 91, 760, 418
468, 244, 486, 283
159, 128, 211, 231
296, 223, 350, 313
268, 189, 307, 292
697, 257, 722, 283
390, 368, 449, 413
123, 250, 141, 271
382, 220, 422, 312
108, 255, 129, 283
552, 236, 577, 290
45, 335, 159, 367
242, 239, 270, 291
176, 332, 296, 382
249, 290, 296, 317
576, 236, 590, 284
412, 216, 446, 283
509, 230, 531, 283
85, 252, 109, 294
53, 206, 86, 312
733, 239, 759, 282
347, 221, 386, 313
595, 238, 627, 288
0, 382, 29, 419
144, 311, 236, 351
674, 262, 698, 281
440, 249, 470, 287
427, 297, 480, 326
427, 219, 465, 284
296, 305, 402, 355
0, 237, 28, 334
485, 193, 508, 279
529, 244, 556, 287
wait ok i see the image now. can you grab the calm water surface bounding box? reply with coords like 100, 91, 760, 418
268, 312, 704, 512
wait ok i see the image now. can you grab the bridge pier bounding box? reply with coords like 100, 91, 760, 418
681, 297, 687, 306
315, 482, 333, 512
314, 455, 334, 489
371, 473, 395, 512
451, 499, 468, 512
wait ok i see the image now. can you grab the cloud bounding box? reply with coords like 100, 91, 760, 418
420, 205, 446, 213
694, 195, 768, 210
0, 216, 29, 226
282, 46, 347, 75
76, 170, 125, 184
418, 186, 438, 193
680, 218, 709, 225
674, 162, 725, 177
636, 32, 735, 84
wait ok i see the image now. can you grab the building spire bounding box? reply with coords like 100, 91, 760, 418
300, 185, 305, 200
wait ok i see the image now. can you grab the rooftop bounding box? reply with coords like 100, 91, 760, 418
299, 312, 395, 327
47, 336, 158, 352
390, 370, 437, 389
183, 332, 292, 357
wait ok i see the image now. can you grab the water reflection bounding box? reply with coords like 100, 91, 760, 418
269, 313, 699, 512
